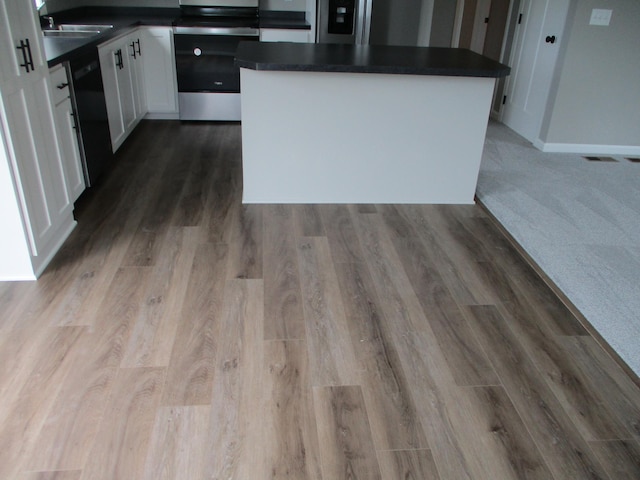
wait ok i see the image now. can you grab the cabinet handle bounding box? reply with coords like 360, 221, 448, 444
70, 112, 78, 130
135, 39, 141, 56
130, 41, 137, 59
57, 82, 69, 89
16, 38, 34, 73
115, 49, 124, 69
25, 38, 34, 72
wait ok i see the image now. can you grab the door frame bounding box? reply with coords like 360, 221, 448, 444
500, 0, 571, 142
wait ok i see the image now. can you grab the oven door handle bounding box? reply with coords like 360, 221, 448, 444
173, 26, 259, 36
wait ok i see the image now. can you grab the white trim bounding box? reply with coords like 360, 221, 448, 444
0, 273, 37, 282
144, 112, 180, 120
533, 139, 640, 156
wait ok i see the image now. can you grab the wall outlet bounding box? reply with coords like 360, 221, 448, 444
590, 9, 612, 26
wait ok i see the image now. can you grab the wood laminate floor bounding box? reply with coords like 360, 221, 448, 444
1, 121, 639, 479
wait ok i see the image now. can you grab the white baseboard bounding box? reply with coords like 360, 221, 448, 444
144, 112, 180, 120
0, 273, 36, 281
534, 139, 640, 156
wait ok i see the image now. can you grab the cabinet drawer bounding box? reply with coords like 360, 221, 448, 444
49, 64, 70, 105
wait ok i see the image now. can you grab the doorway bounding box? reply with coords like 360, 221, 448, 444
500, 0, 571, 143
455, 0, 511, 61
453, 0, 571, 144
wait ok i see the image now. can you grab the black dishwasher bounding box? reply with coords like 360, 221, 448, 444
68, 50, 112, 186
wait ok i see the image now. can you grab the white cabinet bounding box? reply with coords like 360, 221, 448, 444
142, 27, 179, 118
260, 28, 312, 43
98, 28, 147, 152
0, 0, 76, 279
50, 64, 85, 202
127, 31, 147, 121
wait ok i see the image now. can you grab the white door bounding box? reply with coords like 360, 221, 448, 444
501, 0, 570, 142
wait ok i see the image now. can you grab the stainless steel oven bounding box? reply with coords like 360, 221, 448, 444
173, 1, 259, 121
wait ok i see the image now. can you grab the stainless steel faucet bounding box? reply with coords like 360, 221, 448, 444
44, 16, 54, 29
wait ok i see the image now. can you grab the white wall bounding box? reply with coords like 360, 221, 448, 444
541, 0, 640, 149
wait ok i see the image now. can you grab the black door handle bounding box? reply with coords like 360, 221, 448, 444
545, 35, 556, 44
130, 41, 137, 59
135, 39, 141, 56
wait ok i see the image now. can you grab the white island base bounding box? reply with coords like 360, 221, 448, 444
240, 68, 496, 204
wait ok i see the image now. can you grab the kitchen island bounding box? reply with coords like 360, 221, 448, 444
236, 42, 510, 204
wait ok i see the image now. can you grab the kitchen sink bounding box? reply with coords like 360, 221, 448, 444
42, 24, 113, 38
43, 29, 101, 38
57, 24, 114, 32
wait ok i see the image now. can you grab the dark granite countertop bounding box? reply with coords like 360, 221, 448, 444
43, 7, 310, 67
42, 7, 179, 66
236, 42, 511, 78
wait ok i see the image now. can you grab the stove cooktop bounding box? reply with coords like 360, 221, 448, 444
175, 5, 258, 26
174, 16, 259, 28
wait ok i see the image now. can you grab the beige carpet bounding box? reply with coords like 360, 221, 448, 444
477, 121, 640, 376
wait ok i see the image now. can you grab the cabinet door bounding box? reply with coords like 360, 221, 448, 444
54, 98, 85, 202
50, 65, 85, 202
99, 31, 146, 152
99, 43, 126, 151
0, 0, 47, 86
118, 42, 137, 136
0, 0, 73, 257
142, 27, 179, 115
125, 31, 148, 120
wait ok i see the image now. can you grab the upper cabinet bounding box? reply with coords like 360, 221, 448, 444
0, 0, 77, 279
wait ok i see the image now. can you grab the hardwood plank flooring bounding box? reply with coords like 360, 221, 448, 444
314, 385, 382, 479
377, 449, 440, 480
263, 205, 305, 340
262, 339, 323, 479
1, 120, 639, 479
79, 367, 165, 480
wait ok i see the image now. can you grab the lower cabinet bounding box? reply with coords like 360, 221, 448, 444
98, 28, 147, 153
0, 1, 76, 279
50, 64, 85, 202
143, 27, 179, 117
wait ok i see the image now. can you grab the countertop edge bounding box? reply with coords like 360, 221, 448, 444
236, 44, 511, 79
237, 61, 511, 78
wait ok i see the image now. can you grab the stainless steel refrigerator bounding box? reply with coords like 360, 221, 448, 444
316, 0, 431, 46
